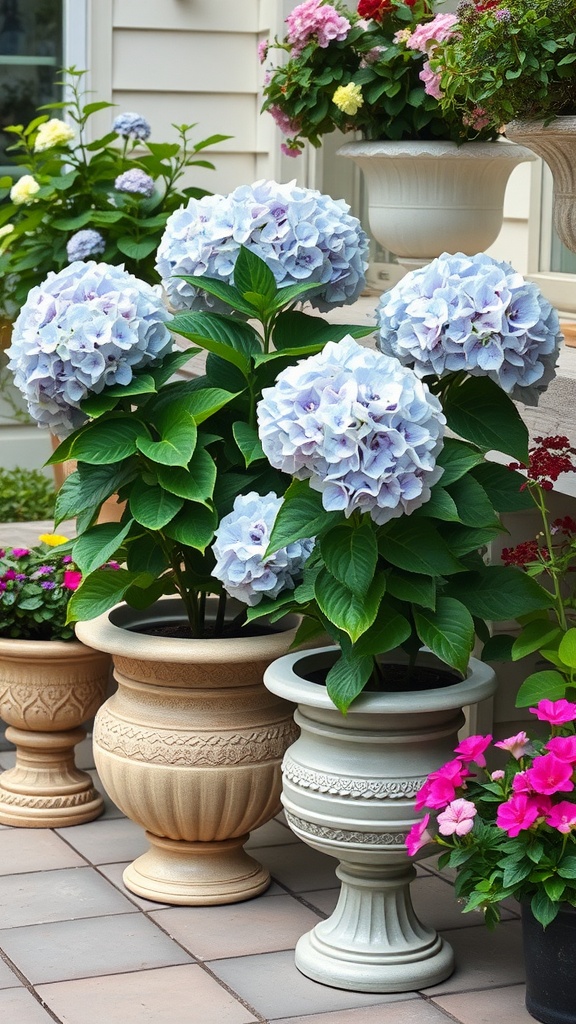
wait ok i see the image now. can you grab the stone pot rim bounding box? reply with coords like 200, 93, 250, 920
75, 596, 301, 664
263, 645, 497, 714
0, 635, 97, 661
337, 138, 536, 162
506, 114, 576, 138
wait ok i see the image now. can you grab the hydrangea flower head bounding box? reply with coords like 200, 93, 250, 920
286, 0, 351, 55
257, 336, 445, 525
7, 260, 173, 437
376, 252, 561, 406
66, 229, 106, 262
34, 118, 75, 152
211, 491, 314, 606
155, 179, 368, 314
112, 112, 151, 141
10, 174, 40, 205
114, 169, 155, 196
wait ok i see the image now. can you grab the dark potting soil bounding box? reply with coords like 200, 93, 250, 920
127, 620, 279, 640
299, 662, 461, 693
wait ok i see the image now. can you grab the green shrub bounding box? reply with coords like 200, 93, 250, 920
0, 466, 56, 522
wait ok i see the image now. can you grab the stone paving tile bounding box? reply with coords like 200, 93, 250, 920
0, 957, 20, 989
0, 827, 86, 875
0, 751, 15, 769
0, 865, 137, 928
272, 1000, 454, 1024
37, 964, 259, 1024
207, 949, 413, 1019
432, 983, 534, 1024
422, 921, 525, 996
151, 893, 323, 960
253, 840, 339, 893
55, 814, 147, 864
0, 913, 192, 984
74, 734, 96, 770
0, 987, 57, 1023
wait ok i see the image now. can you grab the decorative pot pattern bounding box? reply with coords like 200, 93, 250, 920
76, 599, 301, 906
337, 139, 535, 269
0, 637, 111, 827
264, 646, 498, 994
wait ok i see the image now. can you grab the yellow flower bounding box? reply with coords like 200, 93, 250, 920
10, 175, 40, 206
34, 118, 75, 152
332, 83, 364, 117
38, 533, 69, 547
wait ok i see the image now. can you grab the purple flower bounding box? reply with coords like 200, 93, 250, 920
112, 112, 151, 141
41, 581, 57, 590
114, 169, 155, 196
66, 229, 106, 262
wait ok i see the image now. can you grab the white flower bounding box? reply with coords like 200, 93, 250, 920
10, 175, 40, 205
34, 119, 75, 152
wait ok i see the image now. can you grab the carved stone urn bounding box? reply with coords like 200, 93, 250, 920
0, 637, 111, 827
75, 598, 300, 906
263, 645, 497, 994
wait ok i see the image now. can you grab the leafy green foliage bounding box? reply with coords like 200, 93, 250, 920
0, 466, 56, 523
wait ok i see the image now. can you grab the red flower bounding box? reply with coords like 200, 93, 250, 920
62, 570, 82, 591
357, 0, 416, 20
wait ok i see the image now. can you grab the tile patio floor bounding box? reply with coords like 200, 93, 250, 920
0, 518, 535, 1022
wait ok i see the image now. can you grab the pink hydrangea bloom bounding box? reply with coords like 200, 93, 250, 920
546, 736, 576, 763
419, 60, 444, 100
281, 143, 301, 158
525, 753, 575, 796
258, 39, 269, 64
529, 699, 576, 725
406, 814, 432, 855
406, 13, 458, 53
454, 734, 492, 767
494, 730, 530, 759
286, 0, 351, 55
437, 798, 477, 837
496, 793, 540, 836
269, 105, 302, 136
546, 801, 576, 833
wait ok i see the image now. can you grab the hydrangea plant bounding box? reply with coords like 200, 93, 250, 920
406, 700, 576, 928
239, 253, 563, 710
155, 178, 368, 313
0, 67, 228, 317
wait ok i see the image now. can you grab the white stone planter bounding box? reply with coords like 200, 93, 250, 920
337, 139, 535, 269
263, 646, 497, 993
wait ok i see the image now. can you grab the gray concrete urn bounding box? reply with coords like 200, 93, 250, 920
263, 646, 498, 994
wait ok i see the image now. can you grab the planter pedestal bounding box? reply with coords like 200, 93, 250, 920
264, 646, 498, 993
506, 117, 576, 255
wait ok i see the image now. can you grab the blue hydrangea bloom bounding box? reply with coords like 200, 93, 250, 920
7, 261, 173, 437
376, 252, 562, 406
114, 169, 155, 196
212, 491, 314, 606
257, 336, 445, 525
66, 229, 106, 262
155, 178, 369, 313
112, 112, 151, 141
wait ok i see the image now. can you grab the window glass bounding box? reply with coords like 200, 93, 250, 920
550, 232, 576, 275
0, 0, 63, 167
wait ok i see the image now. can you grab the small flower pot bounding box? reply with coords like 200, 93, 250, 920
522, 902, 576, 1024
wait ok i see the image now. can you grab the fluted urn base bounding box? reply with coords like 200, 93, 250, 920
295, 861, 453, 993
123, 832, 270, 905
0, 725, 104, 827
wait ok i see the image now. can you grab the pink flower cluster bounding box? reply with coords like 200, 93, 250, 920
406, 12, 458, 102
407, 699, 576, 857
286, 0, 351, 55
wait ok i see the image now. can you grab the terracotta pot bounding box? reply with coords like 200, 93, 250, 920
75, 598, 301, 906
263, 645, 498, 993
506, 117, 576, 255
337, 138, 536, 271
0, 637, 111, 826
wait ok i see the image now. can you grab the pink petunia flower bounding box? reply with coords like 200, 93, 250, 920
529, 699, 576, 725
62, 570, 82, 591
525, 753, 575, 796
455, 734, 492, 767
437, 798, 477, 837
546, 736, 576, 763
546, 801, 576, 834
406, 814, 432, 856
494, 730, 530, 759
496, 793, 540, 836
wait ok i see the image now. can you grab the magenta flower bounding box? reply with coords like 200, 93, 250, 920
496, 793, 540, 836
529, 699, 576, 725
525, 753, 575, 796
494, 730, 530, 759
512, 771, 532, 795
62, 570, 82, 591
406, 814, 432, 856
415, 775, 458, 811
437, 798, 477, 837
546, 736, 576, 763
454, 734, 492, 767
11, 548, 30, 558
546, 801, 576, 834
430, 758, 470, 786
